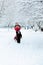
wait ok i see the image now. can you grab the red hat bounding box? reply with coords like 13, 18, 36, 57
15, 25, 21, 31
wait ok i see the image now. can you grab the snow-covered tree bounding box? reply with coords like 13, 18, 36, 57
0, 0, 5, 17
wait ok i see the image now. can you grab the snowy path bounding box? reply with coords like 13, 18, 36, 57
0, 28, 43, 65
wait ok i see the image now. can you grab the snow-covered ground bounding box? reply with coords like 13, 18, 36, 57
0, 28, 43, 65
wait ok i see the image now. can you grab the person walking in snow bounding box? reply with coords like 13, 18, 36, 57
14, 23, 22, 43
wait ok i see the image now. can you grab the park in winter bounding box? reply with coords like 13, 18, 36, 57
0, 0, 43, 65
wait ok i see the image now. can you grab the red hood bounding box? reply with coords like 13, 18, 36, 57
14, 26, 21, 31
